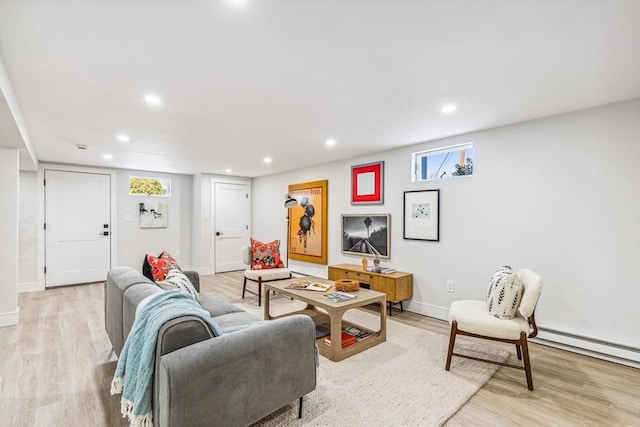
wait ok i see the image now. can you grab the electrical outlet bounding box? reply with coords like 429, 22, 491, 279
446, 280, 454, 293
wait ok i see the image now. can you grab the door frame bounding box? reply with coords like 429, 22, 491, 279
210, 177, 251, 274
36, 163, 118, 291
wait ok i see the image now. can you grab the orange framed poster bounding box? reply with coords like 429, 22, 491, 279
287, 180, 328, 265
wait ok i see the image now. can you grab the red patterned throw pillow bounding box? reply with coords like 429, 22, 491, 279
143, 251, 181, 281
250, 238, 284, 270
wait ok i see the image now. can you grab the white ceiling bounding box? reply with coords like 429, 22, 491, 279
0, 0, 638, 177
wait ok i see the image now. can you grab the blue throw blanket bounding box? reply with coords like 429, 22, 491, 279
111, 291, 221, 427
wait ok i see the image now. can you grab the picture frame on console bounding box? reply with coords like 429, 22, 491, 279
403, 189, 440, 241
288, 180, 328, 264
341, 214, 390, 259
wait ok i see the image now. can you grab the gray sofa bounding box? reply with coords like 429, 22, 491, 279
104, 266, 317, 427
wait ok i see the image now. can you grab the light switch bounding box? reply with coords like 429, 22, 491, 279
124, 214, 133, 223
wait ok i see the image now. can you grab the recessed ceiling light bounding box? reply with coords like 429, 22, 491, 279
326, 138, 336, 147
103, 154, 113, 160
144, 94, 162, 106
263, 157, 272, 164
441, 104, 457, 114
116, 134, 130, 142
225, 168, 232, 174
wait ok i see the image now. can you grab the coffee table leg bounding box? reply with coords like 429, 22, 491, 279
329, 313, 343, 361
264, 288, 271, 320
378, 300, 387, 340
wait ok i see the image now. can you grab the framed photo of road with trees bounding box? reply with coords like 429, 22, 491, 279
341, 214, 390, 259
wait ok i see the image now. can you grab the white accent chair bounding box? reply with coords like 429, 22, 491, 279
446, 268, 543, 390
241, 245, 292, 306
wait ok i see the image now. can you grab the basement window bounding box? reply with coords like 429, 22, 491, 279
129, 176, 172, 197
411, 142, 474, 182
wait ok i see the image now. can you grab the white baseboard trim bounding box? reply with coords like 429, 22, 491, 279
533, 329, 640, 368
18, 281, 42, 293
403, 302, 640, 367
406, 300, 448, 321
0, 307, 20, 327
198, 267, 215, 276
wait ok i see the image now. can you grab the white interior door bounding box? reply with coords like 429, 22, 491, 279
45, 170, 111, 287
214, 182, 249, 272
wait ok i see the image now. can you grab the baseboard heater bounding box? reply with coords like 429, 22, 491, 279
534, 326, 640, 368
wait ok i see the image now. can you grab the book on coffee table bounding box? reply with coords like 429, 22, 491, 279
315, 324, 331, 339
285, 280, 332, 291
324, 331, 357, 348
322, 291, 357, 302
344, 326, 372, 341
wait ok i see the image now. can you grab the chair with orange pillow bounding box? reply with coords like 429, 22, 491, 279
241, 239, 291, 306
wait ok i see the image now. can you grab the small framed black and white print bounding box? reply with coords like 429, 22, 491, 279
403, 190, 440, 241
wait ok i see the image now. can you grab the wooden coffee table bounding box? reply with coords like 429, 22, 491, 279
264, 277, 387, 362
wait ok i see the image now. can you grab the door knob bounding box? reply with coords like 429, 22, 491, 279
216, 232, 223, 236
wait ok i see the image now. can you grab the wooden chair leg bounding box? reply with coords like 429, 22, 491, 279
298, 396, 303, 418
445, 321, 458, 371
520, 332, 534, 390
516, 344, 522, 360
242, 277, 247, 299
257, 276, 263, 307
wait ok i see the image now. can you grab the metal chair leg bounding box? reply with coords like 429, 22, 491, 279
298, 396, 303, 418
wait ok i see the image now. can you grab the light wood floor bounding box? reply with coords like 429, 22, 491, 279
1, 272, 639, 426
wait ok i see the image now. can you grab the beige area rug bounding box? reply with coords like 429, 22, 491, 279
236, 296, 510, 427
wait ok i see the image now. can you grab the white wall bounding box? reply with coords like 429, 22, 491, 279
0, 149, 19, 326
252, 99, 640, 359
116, 170, 193, 270
18, 171, 37, 291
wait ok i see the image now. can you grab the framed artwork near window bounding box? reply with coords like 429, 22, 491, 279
287, 180, 328, 264
403, 190, 440, 241
351, 161, 384, 204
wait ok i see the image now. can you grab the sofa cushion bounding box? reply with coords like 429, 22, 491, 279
123, 282, 163, 342
250, 238, 284, 269
105, 267, 156, 356
198, 293, 247, 318
156, 269, 198, 299
213, 311, 262, 329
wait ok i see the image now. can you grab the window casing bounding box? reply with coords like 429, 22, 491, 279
411, 143, 473, 182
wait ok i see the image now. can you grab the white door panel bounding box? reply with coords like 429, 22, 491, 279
214, 182, 249, 272
45, 170, 111, 287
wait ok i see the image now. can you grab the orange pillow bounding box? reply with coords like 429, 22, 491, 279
143, 251, 180, 281
250, 238, 284, 269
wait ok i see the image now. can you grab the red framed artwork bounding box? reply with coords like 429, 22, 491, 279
351, 161, 384, 205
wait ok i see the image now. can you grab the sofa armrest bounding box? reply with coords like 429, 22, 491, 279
183, 270, 200, 292
156, 315, 317, 427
